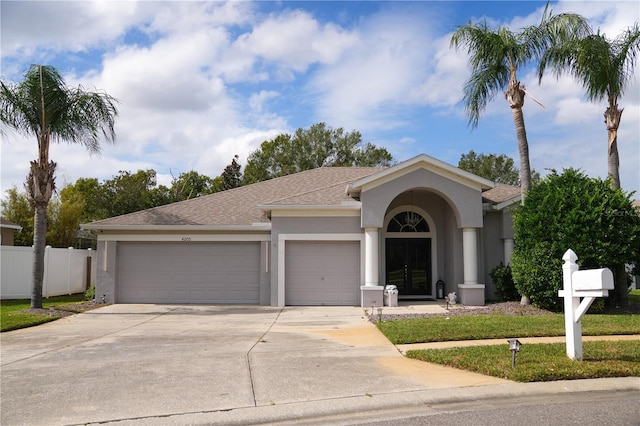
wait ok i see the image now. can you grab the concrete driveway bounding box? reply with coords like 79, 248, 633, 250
1, 304, 508, 425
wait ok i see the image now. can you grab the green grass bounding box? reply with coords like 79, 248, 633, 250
377, 313, 640, 344
1, 293, 87, 332
406, 340, 640, 382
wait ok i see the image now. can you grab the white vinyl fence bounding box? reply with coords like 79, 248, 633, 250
0, 246, 96, 299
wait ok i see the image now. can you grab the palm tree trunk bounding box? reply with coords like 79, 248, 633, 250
506, 80, 532, 305
604, 105, 623, 190
614, 265, 629, 307
31, 204, 47, 309
26, 159, 56, 309
506, 81, 532, 199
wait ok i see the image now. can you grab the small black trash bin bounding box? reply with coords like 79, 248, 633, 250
436, 279, 445, 299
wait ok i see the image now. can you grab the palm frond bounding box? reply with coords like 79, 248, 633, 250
1, 65, 119, 151
451, 21, 515, 127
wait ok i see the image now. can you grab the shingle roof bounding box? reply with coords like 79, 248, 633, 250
84, 167, 384, 228
84, 164, 522, 229
481, 184, 521, 204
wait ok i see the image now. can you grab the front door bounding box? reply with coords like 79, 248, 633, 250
385, 238, 431, 297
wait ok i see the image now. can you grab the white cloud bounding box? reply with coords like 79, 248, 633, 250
1, 1, 144, 58
1, 0, 638, 202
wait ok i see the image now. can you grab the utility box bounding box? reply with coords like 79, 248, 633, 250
384, 285, 398, 307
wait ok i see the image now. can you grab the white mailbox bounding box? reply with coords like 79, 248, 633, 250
572, 268, 614, 296
573, 268, 614, 290
559, 249, 615, 360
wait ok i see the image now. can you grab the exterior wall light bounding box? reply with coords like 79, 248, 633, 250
507, 338, 522, 368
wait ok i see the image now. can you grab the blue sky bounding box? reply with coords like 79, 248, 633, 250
1, 1, 639, 198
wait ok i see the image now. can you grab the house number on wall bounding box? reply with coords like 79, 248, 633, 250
181, 237, 192, 242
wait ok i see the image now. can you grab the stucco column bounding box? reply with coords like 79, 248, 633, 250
504, 238, 514, 265
364, 227, 379, 286
462, 227, 478, 285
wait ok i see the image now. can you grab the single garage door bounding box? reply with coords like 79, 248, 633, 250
117, 242, 260, 304
285, 241, 360, 306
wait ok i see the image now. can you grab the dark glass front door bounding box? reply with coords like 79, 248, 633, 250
385, 238, 431, 296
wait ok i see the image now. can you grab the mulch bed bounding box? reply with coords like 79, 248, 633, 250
370, 300, 640, 323
18, 301, 107, 318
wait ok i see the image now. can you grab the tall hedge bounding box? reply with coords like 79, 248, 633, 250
511, 169, 639, 311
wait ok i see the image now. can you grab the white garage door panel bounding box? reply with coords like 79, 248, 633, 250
286, 241, 360, 306
117, 242, 260, 304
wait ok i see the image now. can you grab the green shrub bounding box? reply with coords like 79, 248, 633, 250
510, 169, 640, 310
84, 285, 95, 301
489, 263, 519, 301
512, 241, 563, 311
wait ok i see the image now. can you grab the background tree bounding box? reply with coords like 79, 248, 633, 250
450, 5, 589, 200
0, 186, 34, 246
0, 65, 118, 308
46, 185, 85, 248
101, 169, 169, 217
458, 150, 532, 185
538, 23, 640, 190
169, 170, 217, 202
510, 168, 639, 310
67, 177, 108, 221
243, 122, 393, 184
220, 155, 242, 191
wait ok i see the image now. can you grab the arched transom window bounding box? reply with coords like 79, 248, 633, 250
386, 211, 430, 232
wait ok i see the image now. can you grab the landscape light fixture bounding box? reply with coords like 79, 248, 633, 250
507, 338, 522, 368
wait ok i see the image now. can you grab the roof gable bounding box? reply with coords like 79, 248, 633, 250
347, 154, 494, 196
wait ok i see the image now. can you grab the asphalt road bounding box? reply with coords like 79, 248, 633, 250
285, 390, 640, 426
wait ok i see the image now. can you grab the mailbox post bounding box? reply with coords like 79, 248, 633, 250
558, 249, 614, 360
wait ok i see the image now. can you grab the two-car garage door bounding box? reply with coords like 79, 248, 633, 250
285, 241, 360, 306
115, 240, 360, 305
117, 242, 260, 304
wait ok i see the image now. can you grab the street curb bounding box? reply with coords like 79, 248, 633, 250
101, 377, 640, 425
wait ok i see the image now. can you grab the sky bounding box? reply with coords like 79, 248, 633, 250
1, 0, 639, 200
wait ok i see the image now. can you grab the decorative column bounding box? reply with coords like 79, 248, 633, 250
361, 227, 384, 308
462, 228, 478, 284
503, 238, 514, 265
459, 227, 485, 305
364, 227, 379, 286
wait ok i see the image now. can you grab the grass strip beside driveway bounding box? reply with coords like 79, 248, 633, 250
406, 340, 640, 382
377, 314, 640, 345
1, 294, 89, 332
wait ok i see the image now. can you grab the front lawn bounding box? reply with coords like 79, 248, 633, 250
377, 313, 640, 345
1, 294, 91, 332
406, 340, 640, 382
379, 291, 640, 382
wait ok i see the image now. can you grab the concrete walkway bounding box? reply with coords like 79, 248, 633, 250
1, 304, 637, 425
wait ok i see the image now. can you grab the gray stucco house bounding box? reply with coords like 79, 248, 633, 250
83, 154, 520, 307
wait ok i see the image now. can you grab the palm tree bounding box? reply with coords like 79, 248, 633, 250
0, 65, 118, 308
538, 23, 640, 190
450, 4, 589, 200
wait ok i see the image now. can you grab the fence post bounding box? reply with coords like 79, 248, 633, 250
67, 247, 74, 295
86, 249, 92, 290
43, 245, 51, 297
